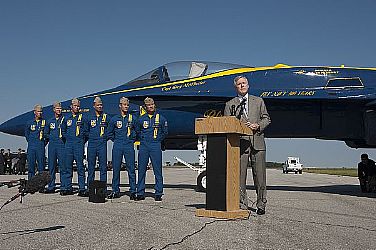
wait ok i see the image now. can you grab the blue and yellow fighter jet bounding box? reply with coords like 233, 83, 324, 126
1, 61, 376, 149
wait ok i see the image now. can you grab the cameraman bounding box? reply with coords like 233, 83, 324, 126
358, 154, 376, 192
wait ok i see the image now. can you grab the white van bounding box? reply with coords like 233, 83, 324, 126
282, 157, 303, 174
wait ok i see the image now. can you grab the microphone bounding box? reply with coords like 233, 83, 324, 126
230, 105, 236, 116
0, 172, 51, 211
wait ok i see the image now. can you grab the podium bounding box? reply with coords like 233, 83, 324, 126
195, 116, 252, 219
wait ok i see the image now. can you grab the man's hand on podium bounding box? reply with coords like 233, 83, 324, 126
245, 122, 260, 132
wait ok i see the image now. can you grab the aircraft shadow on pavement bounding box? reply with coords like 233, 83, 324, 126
67, 182, 197, 191
72, 182, 375, 198
0, 225, 65, 236
258, 185, 376, 198
118, 183, 198, 190
185, 204, 205, 209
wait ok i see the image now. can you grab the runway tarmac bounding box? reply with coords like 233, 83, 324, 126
0, 168, 375, 250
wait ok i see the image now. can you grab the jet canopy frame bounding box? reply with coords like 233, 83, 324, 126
126, 61, 249, 86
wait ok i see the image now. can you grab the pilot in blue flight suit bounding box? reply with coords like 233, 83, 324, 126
25, 104, 47, 180
107, 97, 137, 200
61, 98, 88, 196
42, 102, 65, 193
135, 97, 168, 201
87, 97, 110, 188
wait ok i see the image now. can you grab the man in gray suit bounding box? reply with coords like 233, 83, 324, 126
224, 75, 271, 215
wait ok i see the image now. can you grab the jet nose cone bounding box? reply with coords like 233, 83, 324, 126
0, 112, 34, 136
0, 120, 11, 134
0, 119, 23, 136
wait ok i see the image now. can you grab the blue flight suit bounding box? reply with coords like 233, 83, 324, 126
108, 113, 137, 195
62, 113, 87, 192
136, 112, 168, 197
44, 116, 66, 191
87, 112, 109, 186
25, 118, 47, 179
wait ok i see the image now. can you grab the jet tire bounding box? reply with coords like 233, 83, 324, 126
196, 170, 207, 192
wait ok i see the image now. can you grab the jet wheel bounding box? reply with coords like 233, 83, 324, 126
197, 170, 207, 192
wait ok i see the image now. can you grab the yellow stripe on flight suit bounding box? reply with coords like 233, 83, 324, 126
59, 117, 64, 139
39, 120, 45, 140
76, 114, 82, 136
127, 114, 133, 137
153, 114, 159, 139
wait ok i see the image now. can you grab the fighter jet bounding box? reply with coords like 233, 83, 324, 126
1, 61, 376, 149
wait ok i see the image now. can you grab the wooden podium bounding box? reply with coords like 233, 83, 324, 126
195, 116, 252, 219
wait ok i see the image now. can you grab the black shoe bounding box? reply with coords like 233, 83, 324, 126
130, 193, 137, 200
44, 189, 56, 194
77, 190, 89, 197
66, 190, 74, 195
135, 195, 145, 201
256, 208, 266, 215
60, 190, 74, 196
40, 188, 55, 194
107, 192, 120, 199
154, 195, 162, 202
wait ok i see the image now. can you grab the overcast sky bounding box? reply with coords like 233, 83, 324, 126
1, 0, 375, 167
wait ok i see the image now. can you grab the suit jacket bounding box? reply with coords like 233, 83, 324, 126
224, 94, 271, 150
0, 153, 4, 165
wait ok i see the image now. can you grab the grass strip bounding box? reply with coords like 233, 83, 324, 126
304, 168, 357, 177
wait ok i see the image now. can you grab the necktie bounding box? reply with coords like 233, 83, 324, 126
242, 97, 248, 119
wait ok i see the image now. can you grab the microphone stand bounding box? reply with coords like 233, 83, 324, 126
0, 179, 27, 210
0, 172, 50, 211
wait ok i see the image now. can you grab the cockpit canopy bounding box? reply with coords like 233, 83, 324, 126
126, 61, 249, 86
